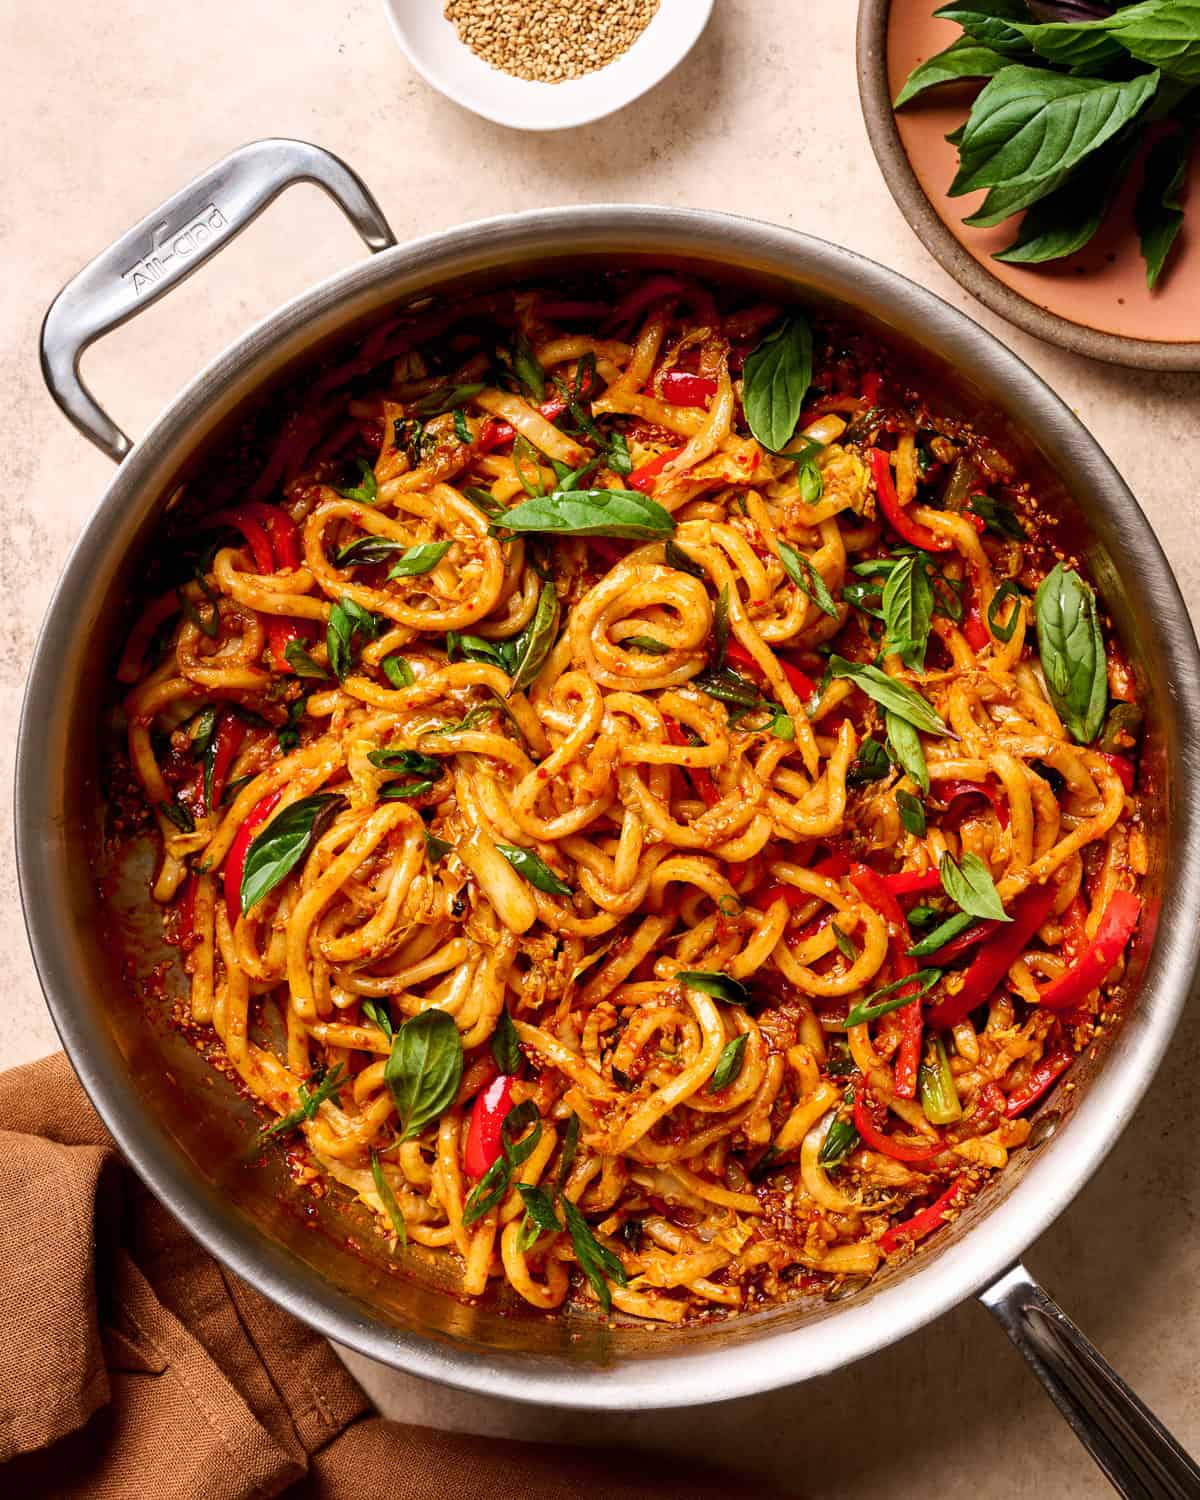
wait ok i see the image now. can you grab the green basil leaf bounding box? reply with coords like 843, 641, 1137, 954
336, 535, 411, 568
387, 541, 453, 579
464, 485, 506, 519
379, 780, 434, 801
940, 851, 1011, 922
607, 431, 632, 476
491, 1008, 522, 1075
1136, 126, 1193, 289
327, 595, 379, 681
158, 798, 195, 833
897, 789, 927, 837
778, 541, 839, 621
968, 494, 1026, 539
881, 553, 934, 671
258, 1063, 345, 1143
847, 736, 892, 788
556, 1113, 580, 1192
993, 130, 1139, 262
1106, 0, 1200, 84
335, 458, 378, 505
742, 316, 813, 453
895, 37, 1012, 107
829, 656, 949, 735
284, 640, 328, 679
446, 631, 508, 670
818, 1090, 860, 1168
190, 706, 217, 763
624, 634, 671, 655
368, 747, 443, 777
886, 710, 930, 794
712, 583, 732, 668
498, 488, 675, 540
677, 970, 751, 1006
512, 332, 546, 401
906, 910, 977, 959
951, 66, 1160, 201
497, 843, 572, 897
507, 582, 558, 696
664, 538, 706, 579
933, 0, 1031, 54
1034, 562, 1108, 743
1012, 18, 1123, 70
413, 381, 486, 417
797, 458, 824, 505
987, 580, 1024, 643
516, 1184, 562, 1250
832, 922, 860, 964
385, 1010, 464, 1142
561, 1197, 627, 1314
424, 828, 452, 862
361, 998, 394, 1039
370, 1150, 408, 1244
382, 654, 415, 689
709, 1033, 749, 1092
844, 969, 943, 1027
692, 665, 764, 710
429, 704, 493, 737
241, 793, 344, 914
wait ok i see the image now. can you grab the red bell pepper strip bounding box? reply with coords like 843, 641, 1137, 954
1059, 894, 1088, 957
853, 1090, 941, 1162
657, 370, 719, 407
223, 790, 282, 927
242, 500, 302, 570
664, 717, 719, 807
869, 449, 952, 553
207, 507, 275, 573
1036, 891, 1141, 1012
605, 274, 720, 333
1003, 1040, 1074, 1119
724, 641, 817, 701
938, 778, 1010, 830
538, 298, 611, 321
464, 1074, 515, 1179
928, 918, 998, 964
629, 446, 687, 493
881, 869, 944, 898
925, 882, 1058, 1031
879, 1175, 971, 1254
1097, 752, 1136, 792
962, 599, 990, 652
860, 371, 882, 405
205, 712, 246, 815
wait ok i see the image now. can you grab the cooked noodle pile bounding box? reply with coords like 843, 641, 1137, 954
114, 274, 1146, 1320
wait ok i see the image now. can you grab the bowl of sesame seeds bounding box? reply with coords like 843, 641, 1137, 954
382, 0, 713, 131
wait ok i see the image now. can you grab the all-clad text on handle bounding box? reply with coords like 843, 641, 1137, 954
39, 137, 396, 464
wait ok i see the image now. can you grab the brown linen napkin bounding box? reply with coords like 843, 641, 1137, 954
0, 1053, 767, 1499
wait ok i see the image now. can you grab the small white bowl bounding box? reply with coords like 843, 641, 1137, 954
382, 0, 714, 132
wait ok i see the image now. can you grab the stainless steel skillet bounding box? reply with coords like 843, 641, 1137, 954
19, 138, 1200, 1498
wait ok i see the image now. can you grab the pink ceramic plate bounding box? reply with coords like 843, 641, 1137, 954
857, 0, 1200, 370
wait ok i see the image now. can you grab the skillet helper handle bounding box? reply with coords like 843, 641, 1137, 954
40, 137, 396, 464
979, 1262, 1200, 1499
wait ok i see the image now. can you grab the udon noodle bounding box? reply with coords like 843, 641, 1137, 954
111, 273, 1146, 1320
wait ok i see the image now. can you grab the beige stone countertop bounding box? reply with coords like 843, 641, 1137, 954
3, 1, 1199, 1495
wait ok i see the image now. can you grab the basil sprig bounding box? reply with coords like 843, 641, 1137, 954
384, 1010, 464, 1142
844, 969, 943, 1027
778, 541, 839, 620
742, 316, 813, 452
886, 711, 930, 794
882, 552, 935, 671
561, 1197, 629, 1314
491, 1008, 522, 1075
896, 789, 927, 837
258, 1064, 345, 1144
847, 737, 891, 788
370, 1151, 408, 1245
335, 458, 378, 505
676, 970, 751, 1006
498, 488, 676, 540
1035, 563, 1108, 744
387, 541, 452, 578
497, 843, 572, 897
507, 582, 558, 695
240, 793, 344, 915
940, 851, 1010, 923
463, 1100, 542, 1226
709, 1033, 749, 1092
828, 656, 949, 736
327, 596, 379, 681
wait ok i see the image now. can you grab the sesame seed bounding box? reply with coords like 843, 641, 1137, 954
444, 0, 659, 84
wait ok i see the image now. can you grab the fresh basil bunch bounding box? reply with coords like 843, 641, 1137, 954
895, 0, 1200, 287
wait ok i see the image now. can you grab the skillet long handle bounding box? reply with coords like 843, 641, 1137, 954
979, 1262, 1200, 1498
40, 137, 395, 464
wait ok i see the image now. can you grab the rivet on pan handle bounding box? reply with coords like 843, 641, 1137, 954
979, 1262, 1200, 1498
39, 137, 396, 464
